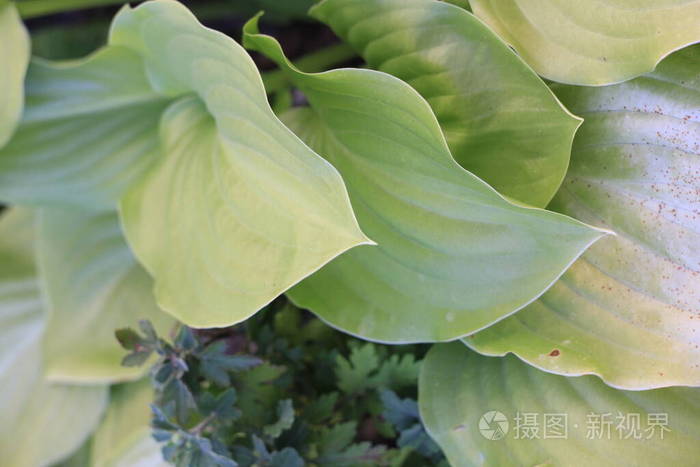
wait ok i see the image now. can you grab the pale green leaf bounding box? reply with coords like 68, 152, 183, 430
0, 209, 43, 429
0, 45, 169, 210
466, 46, 700, 389
311, 0, 581, 207
0, 0, 29, 147
0, 209, 109, 467
470, 0, 700, 86
92, 380, 168, 467
53, 439, 93, 467
420, 343, 700, 467
113, 0, 370, 327
37, 207, 173, 383
245, 18, 608, 343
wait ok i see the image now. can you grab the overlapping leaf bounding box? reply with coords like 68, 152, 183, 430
470, 0, 700, 86
0, 210, 108, 467
466, 45, 700, 389
0, 46, 169, 210
311, 0, 580, 207
1, 0, 371, 327
420, 343, 700, 467
112, 0, 370, 327
37, 208, 173, 383
0, 0, 29, 147
244, 18, 607, 343
91, 380, 167, 467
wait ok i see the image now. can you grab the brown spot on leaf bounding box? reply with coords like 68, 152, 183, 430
549, 349, 561, 357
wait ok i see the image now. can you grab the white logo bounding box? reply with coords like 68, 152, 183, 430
479, 411, 509, 440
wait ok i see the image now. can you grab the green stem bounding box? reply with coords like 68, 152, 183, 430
17, 0, 127, 18
261, 42, 357, 94
191, 412, 217, 436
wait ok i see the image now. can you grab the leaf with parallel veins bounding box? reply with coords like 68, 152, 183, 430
245, 16, 608, 343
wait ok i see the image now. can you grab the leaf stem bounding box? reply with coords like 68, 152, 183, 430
261, 42, 357, 94
191, 412, 217, 436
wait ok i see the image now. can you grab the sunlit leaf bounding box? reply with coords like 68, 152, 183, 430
466, 45, 700, 389
38, 207, 173, 383
0, 0, 29, 147
311, 0, 580, 207
245, 18, 608, 343
470, 0, 700, 85
420, 343, 700, 467
111, 0, 371, 327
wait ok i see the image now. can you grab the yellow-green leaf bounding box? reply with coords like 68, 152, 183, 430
38, 207, 173, 383
470, 0, 700, 85
245, 17, 608, 343
311, 0, 581, 207
92, 380, 167, 467
0, 0, 29, 147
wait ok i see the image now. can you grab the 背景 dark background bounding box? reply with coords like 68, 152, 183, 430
24, 0, 356, 72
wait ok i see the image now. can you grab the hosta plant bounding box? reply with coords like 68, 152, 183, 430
0, 0, 698, 466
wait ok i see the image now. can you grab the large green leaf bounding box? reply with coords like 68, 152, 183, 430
92, 380, 167, 467
112, 0, 370, 327
0, 46, 169, 210
470, 0, 700, 86
0, 210, 109, 467
244, 19, 608, 343
0, 0, 29, 147
311, 0, 580, 207
420, 343, 700, 467
37, 207, 173, 383
466, 45, 700, 389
